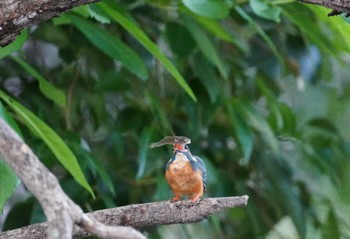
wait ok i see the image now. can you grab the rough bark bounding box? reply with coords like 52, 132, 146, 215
0, 196, 249, 239
0, 0, 349, 47
0, 0, 99, 46
0, 118, 146, 239
297, 0, 350, 16
0, 116, 249, 239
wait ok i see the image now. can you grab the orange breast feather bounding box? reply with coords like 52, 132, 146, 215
165, 156, 204, 202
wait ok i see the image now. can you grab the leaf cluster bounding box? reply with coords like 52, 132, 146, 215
1, 0, 350, 238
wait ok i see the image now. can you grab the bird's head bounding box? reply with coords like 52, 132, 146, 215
173, 143, 190, 153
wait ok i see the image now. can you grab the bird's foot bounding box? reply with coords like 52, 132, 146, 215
191, 194, 202, 203
170, 195, 180, 202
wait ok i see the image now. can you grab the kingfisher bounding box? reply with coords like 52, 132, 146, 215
165, 143, 207, 202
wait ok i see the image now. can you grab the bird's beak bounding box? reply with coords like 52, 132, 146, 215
173, 144, 185, 151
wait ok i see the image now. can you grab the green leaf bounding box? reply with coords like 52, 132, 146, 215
165, 22, 196, 58
0, 30, 28, 60
227, 102, 254, 165
10, 56, 66, 108
235, 6, 285, 69
0, 160, 20, 213
233, 100, 279, 155
250, 0, 282, 22
145, 91, 172, 132
182, 13, 228, 80
192, 55, 220, 103
97, 2, 197, 101
67, 14, 148, 81
283, 4, 350, 55
190, 13, 248, 53
88, 4, 111, 24
2, 198, 35, 230
0, 91, 95, 198
74, 141, 116, 196
136, 127, 152, 180
183, 0, 229, 19
0, 101, 22, 138
322, 209, 340, 239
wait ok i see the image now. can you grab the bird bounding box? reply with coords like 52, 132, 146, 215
165, 143, 207, 202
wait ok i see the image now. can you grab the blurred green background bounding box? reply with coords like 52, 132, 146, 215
1, 0, 350, 238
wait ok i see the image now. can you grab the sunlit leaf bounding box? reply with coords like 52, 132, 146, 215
97, 2, 197, 101
10, 56, 66, 108
0, 91, 95, 198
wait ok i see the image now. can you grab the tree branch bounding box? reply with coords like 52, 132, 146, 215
0, 118, 145, 239
0, 0, 100, 46
0, 116, 249, 239
0, 196, 249, 239
297, 0, 350, 16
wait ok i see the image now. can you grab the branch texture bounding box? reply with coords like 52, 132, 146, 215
0, 196, 249, 239
0, 118, 145, 239
0, 0, 99, 46
297, 0, 350, 16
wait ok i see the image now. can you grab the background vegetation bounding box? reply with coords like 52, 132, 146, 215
1, 0, 350, 238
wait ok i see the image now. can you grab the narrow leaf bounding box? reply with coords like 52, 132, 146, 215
76, 142, 116, 196
136, 127, 152, 180
182, 13, 228, 80
0, 91, 95, 198
10, 56, 66, 108
190, 13, 248, 53
227, 103, 253, 165
235, 6, 285, 69
98, 2, 197, 101
67, 14, 148, 80
250, 0, 282, 22
0, 160, 20, 213
0, 30, 28, 60
0, 101, 22, 137
183, 0, 229, 19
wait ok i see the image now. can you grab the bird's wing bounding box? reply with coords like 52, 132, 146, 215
193, 156, 207, 191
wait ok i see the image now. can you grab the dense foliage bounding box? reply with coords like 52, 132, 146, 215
1, 0, 350, 238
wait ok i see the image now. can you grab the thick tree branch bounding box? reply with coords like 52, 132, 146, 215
0, 116, 249, 239
0, 0, 100, 46
297, 0, 350, 16
0, 196, 249, 239
0, 118, 145, 239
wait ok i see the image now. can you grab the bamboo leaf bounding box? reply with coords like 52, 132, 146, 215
67, 14, 149, 81
0, 91, 95, 198
11, 56, 66, 108
183, 0, 229, 19
0, 30, 28, 60
98, 2, 197, 101
0, 160, 20, 213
